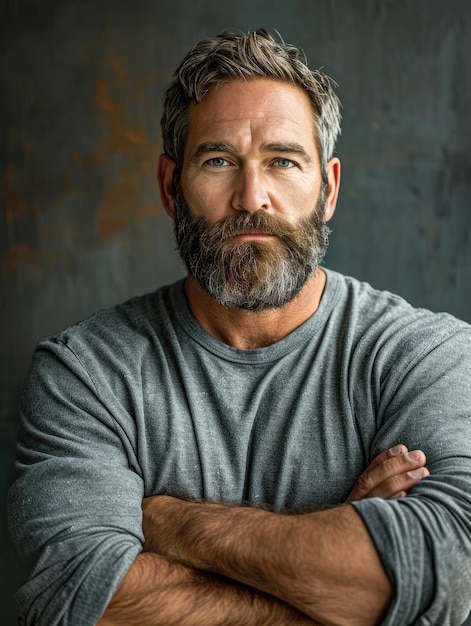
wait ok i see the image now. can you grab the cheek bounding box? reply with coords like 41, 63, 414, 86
273, 179, 320, 218
181, 175, 232, 219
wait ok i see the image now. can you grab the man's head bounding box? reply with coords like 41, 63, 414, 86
158, 29, 342, 312
161, 28, 341, 175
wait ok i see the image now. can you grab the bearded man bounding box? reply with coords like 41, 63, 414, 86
8, 29, 471, 626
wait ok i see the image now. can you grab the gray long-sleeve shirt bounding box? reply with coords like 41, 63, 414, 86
8, 269, 471, 625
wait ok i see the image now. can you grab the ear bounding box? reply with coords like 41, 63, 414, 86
323, 157, 341, 222
157, 153, 177, 218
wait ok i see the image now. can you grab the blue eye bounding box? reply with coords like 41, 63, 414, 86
208, 157, 229, 167
276, 158, 294, 168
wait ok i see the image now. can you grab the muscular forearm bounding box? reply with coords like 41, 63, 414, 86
143, 499, 392, 626
99, 445, 423, 625
97, 551, 318, 626
139, 446, 428, 625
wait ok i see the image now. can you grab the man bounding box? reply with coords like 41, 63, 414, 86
8, 29, 471, 625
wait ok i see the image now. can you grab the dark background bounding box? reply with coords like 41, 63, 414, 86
1, 0, 470, 623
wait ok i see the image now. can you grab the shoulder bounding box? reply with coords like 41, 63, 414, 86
326, 268, 470, 330
324, 269, 471, 362
33, 280, 185, 372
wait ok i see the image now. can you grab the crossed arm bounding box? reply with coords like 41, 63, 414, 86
98, 446, 429, 626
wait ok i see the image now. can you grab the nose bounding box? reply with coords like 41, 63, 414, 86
231, 167, 271, 213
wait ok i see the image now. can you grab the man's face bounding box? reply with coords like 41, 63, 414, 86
172, 78, 333, 311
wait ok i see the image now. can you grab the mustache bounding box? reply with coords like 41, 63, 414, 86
199, 210, 301, 242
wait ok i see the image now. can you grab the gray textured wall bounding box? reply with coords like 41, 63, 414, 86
1, 1, 470, 623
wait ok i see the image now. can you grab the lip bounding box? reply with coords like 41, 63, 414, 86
232, 231, 275, 241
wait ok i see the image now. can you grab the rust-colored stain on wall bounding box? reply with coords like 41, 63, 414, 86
2, 25, 165, 280
86, 44, 162, 239
0, 163, 35, 275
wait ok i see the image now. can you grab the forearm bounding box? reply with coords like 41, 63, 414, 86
98, 551, 318, 626
144, 499, 392, 626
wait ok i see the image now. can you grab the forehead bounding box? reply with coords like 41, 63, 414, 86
184, 78, 318, 156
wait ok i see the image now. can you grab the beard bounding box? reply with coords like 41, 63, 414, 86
173, 183, 331, 312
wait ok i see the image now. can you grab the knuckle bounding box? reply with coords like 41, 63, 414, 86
355, 473, 373, 493
391, 475, 407, 491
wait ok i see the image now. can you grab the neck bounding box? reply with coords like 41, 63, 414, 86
183, 270, 327, 350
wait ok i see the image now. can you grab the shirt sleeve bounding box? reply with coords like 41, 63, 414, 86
7, 336, 144, 626
352, 325, 471, 626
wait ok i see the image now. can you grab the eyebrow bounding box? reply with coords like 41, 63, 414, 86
191, 143, 238, 161
191, 141, 312, 162
260, 142, 312, 162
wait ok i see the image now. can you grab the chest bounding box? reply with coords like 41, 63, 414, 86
134, 347, 373, 509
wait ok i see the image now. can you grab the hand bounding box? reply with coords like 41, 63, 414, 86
346, 444, 429, 503
141, 445, 429, 560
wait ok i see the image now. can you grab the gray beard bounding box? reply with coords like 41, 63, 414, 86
173, 184, 331, 312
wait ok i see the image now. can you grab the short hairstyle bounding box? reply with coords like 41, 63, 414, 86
161, 28, 342, 174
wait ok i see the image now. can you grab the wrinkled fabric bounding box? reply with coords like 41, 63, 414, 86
8, 269, 471, 625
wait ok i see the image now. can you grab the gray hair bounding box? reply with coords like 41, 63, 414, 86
161, 28, 341, 174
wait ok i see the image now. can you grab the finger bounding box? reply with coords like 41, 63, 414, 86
365, 466, 430, 500
347, 449, 428, 502
390, 491, 407, 499
368, 449, 427, 488
363, 444, 409, 474
348, 464, 430, 502
346, 446, 408, 502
